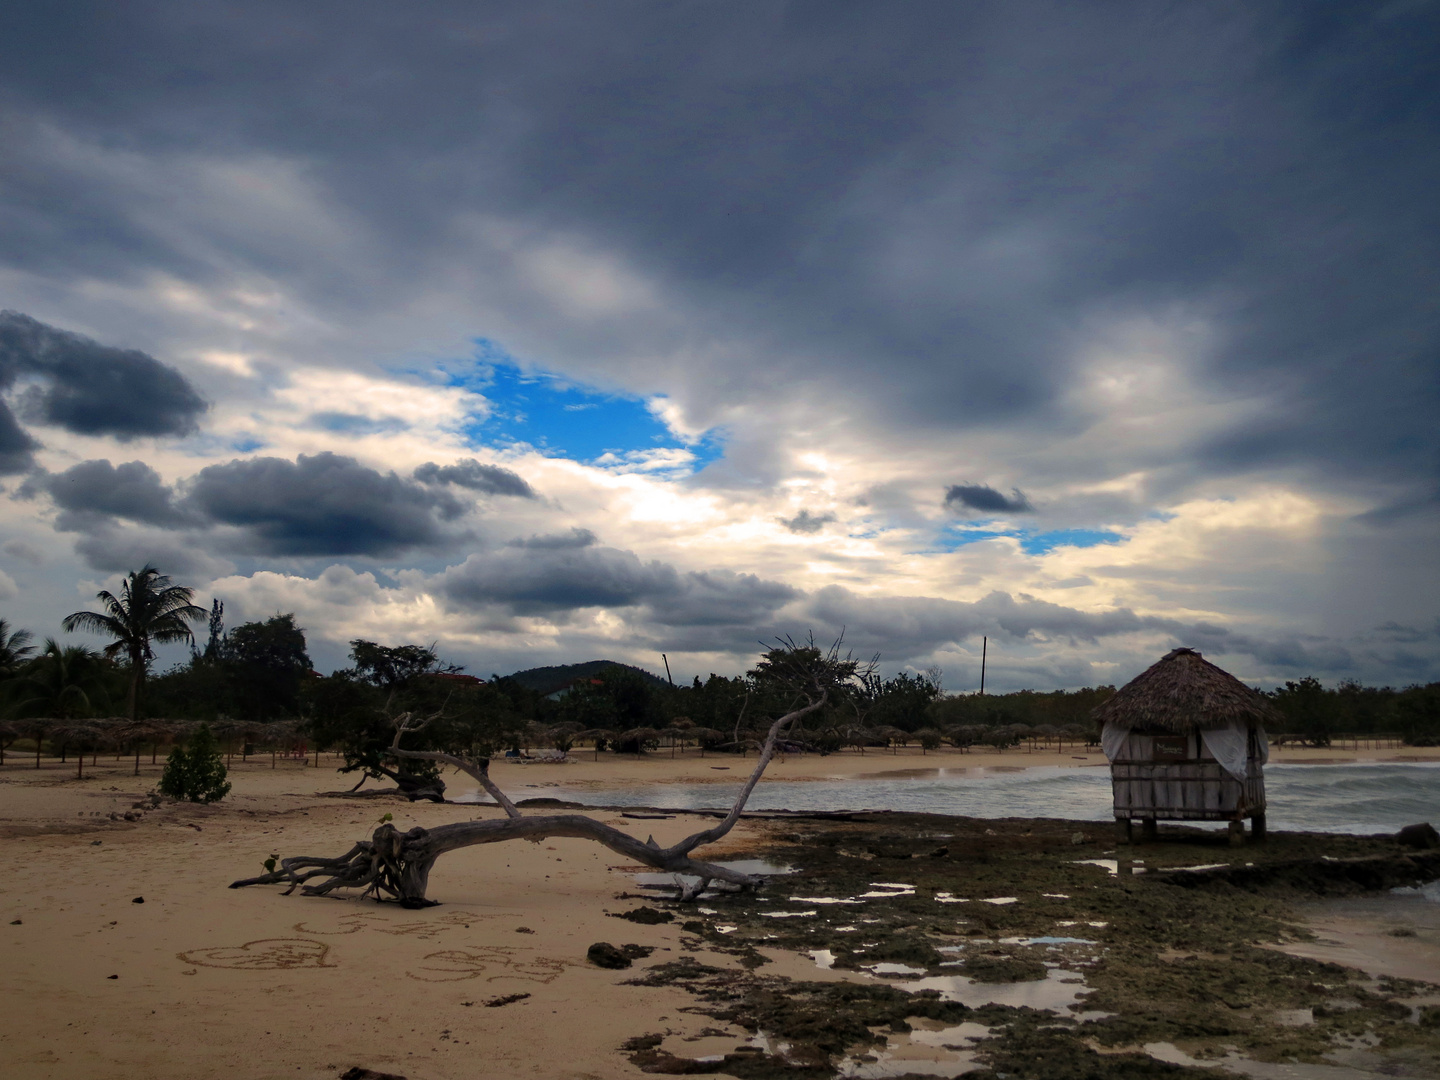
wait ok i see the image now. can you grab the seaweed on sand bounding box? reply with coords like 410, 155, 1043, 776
622, 812, 1440, 1078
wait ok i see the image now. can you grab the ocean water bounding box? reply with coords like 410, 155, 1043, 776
485, 762, 1440, 835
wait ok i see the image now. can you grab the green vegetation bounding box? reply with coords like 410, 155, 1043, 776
158, 722, 231, 803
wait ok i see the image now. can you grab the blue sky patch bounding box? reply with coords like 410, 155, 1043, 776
934, 523, 1124, 555
443, 339, 723, 470
1018, 529, 1123, 555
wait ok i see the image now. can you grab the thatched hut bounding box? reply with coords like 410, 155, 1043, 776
1093, 648, 1277, 844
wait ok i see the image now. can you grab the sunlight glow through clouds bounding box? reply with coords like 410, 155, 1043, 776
3, 5, 1436, 688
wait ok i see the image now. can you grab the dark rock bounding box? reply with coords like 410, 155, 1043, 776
107, 974, 118, 979
610, 906, 673, 924
587, 941, 633, 969
339, 1069, 407, 1080
131, 896, 144, 904
1396, 823, 1440, 850
483, 992, 531, 1008
621, 944, 655, 960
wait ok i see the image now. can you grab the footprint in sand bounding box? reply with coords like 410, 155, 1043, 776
177, 938, 336, 970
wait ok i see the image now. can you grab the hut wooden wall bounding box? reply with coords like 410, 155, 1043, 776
1110, 761, 1265, 821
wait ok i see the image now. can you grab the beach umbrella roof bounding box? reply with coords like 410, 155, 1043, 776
1092, 648, 1279, 733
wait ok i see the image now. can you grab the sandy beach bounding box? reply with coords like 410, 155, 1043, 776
4, 745, 1439, 1079
2, 756, 777, 1080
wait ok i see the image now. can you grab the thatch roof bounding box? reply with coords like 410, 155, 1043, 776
1092, 648, 1279, 733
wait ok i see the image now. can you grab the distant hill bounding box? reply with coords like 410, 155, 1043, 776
499, 659, 669, 696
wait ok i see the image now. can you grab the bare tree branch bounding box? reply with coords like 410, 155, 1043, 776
232, 636, 860, 906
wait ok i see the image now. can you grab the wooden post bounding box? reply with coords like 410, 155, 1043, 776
1228, 819, 1245, 846
1140, 818, 1158, 842
1251, 813, 1266, 842
1116, 818, 1133, 845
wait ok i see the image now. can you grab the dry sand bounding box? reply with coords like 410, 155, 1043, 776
3, 743, 1437, 1079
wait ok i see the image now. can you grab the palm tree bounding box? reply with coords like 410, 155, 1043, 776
62, 565, 207, 725
0, 619, 36, 676
12, 639, 110, 721
0, 619, 37, 762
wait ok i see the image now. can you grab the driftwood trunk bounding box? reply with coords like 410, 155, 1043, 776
231, 689, 832, 906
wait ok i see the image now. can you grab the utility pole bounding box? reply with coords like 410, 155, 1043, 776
662, 653, 674, 687
979, 636, 987, 696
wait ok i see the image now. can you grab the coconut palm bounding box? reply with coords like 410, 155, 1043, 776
0, 618, 36, 676
12, 639, 110, 721
62, 565, 206, 726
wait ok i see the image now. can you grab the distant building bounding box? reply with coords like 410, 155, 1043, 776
428, 672, 485, 686
545, 677, 604, 702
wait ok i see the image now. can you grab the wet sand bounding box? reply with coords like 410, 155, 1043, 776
1267, 893, 1440, 987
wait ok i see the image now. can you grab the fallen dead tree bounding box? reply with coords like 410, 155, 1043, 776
231, 639, 862, 907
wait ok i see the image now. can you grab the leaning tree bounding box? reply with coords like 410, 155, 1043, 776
233, 637, 863, 907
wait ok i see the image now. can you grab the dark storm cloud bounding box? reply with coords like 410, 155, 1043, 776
441, 544, 680, 614
806, 586, 1173, 657
16, 450, 482, 559
944, 485, 1033, 515
0, 312, 207, 439
26, 459, 191, 530
414, 459, 536, 498
779, 509, 835, 534
1, 3, 1436, 499
646, 570, 799, 629
803, 586, 1386, 678
441, 543, 797, 625
0, 403, 38, 474
71, 531, 230, 578
187, 451, 463, 556
507, 528, 596, 549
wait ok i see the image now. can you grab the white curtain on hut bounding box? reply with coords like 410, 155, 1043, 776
1200, 725, 1268, 781
1100, 723, 1130, 763
1101, 723, 1268, 781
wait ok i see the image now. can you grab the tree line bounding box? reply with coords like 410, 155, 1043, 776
3, 565, 1438, 786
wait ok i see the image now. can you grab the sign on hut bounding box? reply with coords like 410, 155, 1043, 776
1093, 648, 1277, 845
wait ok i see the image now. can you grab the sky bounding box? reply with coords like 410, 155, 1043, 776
0, 1, 1436, 691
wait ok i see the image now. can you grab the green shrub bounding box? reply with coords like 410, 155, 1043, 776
159, 723, 232, 803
